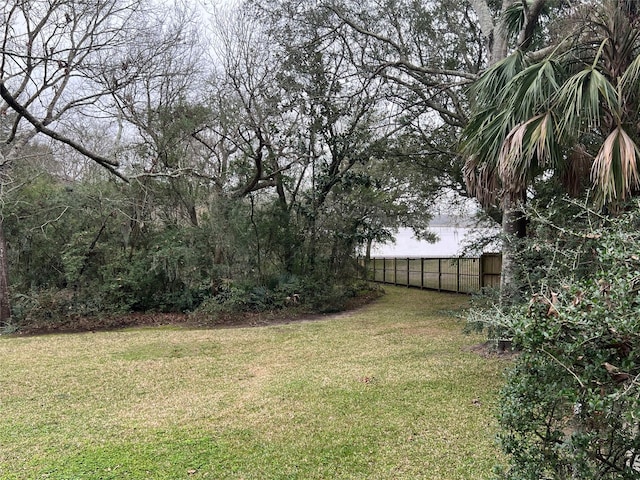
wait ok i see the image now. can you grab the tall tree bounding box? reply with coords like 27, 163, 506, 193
462, 0, 640, 299
254, 0, 562, 296
214, 2, 410, 274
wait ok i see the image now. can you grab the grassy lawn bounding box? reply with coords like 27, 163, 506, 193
0, 286, 509, 479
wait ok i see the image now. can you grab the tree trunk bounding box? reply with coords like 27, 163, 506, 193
275, 172, 295, 274
500, 195, 526, 305
0, 219, 12, 325
188, 204, 199, 228
470, 0, 514, 64
473, 0, 533, 303
493, 1, 518, 304
364, 238, 373, 281
249, 195, 262, 278
497, 195, 526, 351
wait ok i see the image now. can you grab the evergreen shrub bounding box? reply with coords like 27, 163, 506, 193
475, 200, 640, 479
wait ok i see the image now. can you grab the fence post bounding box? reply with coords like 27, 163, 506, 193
393, 259, 397, 285
456, 258, 460, 293
383, 258, 387, 284
420, 258, 424, 289
438, 258, 442, 291
406, 258, 410, 287
479, 254, 484, 289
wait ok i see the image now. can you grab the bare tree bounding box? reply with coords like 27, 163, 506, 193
0, 0, 197, 325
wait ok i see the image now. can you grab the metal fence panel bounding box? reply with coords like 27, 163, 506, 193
362, 254, 501, 294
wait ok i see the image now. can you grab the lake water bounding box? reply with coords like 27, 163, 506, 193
369, 226, 499, 257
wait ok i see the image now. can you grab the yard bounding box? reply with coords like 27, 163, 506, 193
0, 286, 509, 479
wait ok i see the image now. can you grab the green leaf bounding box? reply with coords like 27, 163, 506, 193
470, 50, 527, 110
505, 58, 562, 119
556, 67, 620, 137
500, 1, 526, 41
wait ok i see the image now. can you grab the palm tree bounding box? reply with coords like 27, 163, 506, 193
462, 0, 640, 299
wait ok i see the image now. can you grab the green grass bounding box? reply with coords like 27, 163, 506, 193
0, 287, 509, 479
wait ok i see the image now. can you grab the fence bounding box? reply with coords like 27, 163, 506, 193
361, 254, 501, 294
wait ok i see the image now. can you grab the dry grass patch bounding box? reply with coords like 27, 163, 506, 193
0, 287, 509, 479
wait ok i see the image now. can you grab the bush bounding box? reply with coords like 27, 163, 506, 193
194, 273, 379, 319
8, 288, 101, 332
196, 274, 302, 316
476, 200, 640, 479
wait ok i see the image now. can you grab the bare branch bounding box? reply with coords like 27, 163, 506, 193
0, 81, 127, 181
327, 5, 478, 82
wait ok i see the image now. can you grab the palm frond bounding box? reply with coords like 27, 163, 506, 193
460, 107, 513, 160
505, 58, 562, 119
499, 111, 560, 193
556, 67, 620, 136
499, 120, 532, 194
528, 111, 563, 169
461, 107, 514, 208
591, 126, 640, 204
470, 50, 526, 110
619, 51, 640, 90
500, 1, 526, 42
463, 154, 500, 208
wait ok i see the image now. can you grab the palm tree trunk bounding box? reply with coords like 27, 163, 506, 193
489, 0, 531, 304
496, 196, 526, 351
500, 195, 526, 305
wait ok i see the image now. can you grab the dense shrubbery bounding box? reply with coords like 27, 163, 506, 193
195, 275, 376, 318
473, 199, 640, 479
1, 168, 379, 333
